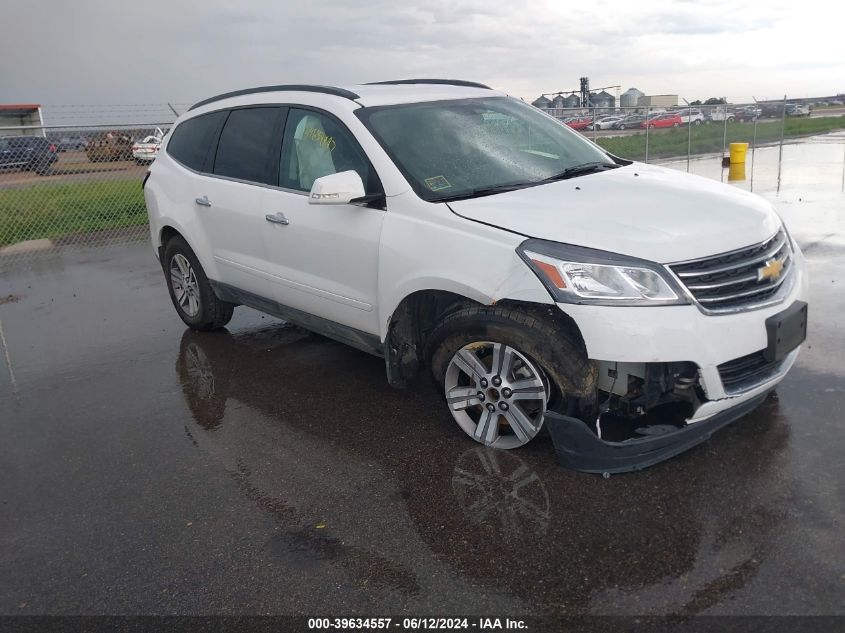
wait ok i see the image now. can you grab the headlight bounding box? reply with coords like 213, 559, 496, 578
517, 239, 689, 306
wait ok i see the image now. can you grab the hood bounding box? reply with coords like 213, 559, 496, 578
448, 163, 781, 263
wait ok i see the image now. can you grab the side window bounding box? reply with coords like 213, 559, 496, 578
279, 109, 376, 194
166, 111, 226, 171
213, 107, 281, 185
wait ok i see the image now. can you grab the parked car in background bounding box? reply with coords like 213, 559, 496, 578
564, 116, 593, 130
705, 106, 735, 123
785, 104, 810, 117
732, 106, 760, 122
588, 116, 624, 130
759, 103, 785, 118
56, 135, 87, 152
673, 108, 705, 125
132, 128, 165, 164
85, 131, 133, 162
0, 135, 58, 175
642, 113, 682, 129
612, 114, 646, 130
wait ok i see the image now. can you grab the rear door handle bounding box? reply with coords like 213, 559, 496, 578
265, 212, 289, 225
195, 196, 211, 207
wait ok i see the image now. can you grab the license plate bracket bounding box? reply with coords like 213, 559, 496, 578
764, 301, 808, 362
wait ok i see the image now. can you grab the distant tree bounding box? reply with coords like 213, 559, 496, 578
704, 97, 726, 105
689, 100, 702, 106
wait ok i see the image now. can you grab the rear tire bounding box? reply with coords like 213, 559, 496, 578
428, 305, 595, 449
163, 236, 235, 331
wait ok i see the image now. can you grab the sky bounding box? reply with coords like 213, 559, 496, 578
1, 0, 844, 119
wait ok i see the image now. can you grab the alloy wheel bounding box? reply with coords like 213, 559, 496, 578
444, 341, 548, 449
170, 253, 201, 317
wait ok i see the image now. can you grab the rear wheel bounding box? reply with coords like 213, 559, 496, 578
163, 236, 235, 331
429, 306, 594, 449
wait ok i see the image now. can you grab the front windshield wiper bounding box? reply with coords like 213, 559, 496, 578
437, 182, 534, 203
541, 161, 621, 182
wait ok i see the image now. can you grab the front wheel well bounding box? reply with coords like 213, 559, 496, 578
383, 290, 587, 389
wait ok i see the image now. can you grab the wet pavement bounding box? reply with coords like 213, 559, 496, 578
1, 140, 844, 616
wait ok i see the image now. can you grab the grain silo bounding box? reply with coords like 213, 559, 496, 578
591, 90, 615, 113
620, 87, 644, 109
531, 96, 552, 110
563, 94, 581, 108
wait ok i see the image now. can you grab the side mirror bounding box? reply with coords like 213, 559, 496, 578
308, 170, 366, 205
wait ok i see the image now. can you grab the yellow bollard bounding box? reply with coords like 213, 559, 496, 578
728, 162, 746, 181
729, 142, 749, 164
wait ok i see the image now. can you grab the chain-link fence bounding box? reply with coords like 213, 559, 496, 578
0, 121, 174, 265
1, 99, 844, 267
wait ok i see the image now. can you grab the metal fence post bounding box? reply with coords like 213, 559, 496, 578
841, 138, 845, 193
645, 107, 650, 163
683, 98, 692, 172
777, 94, 787, 193
721, 101, 728, 182
751, 97, 759, 192
592, 106, 597, 143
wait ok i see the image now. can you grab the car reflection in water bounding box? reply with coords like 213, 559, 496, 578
452, 447, 551, 537
175, 325, 793, 614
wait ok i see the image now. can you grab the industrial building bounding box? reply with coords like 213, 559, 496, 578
636, 94, 679, 108
0, 104, 45, 137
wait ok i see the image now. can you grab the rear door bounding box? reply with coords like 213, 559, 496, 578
258, 107, 386, 334
198, 106, 286, 295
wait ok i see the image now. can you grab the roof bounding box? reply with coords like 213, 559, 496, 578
0, 104, 41, 116
188, 81, 501, 112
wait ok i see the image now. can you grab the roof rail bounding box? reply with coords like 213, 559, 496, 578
366, 79, 492, 90
188, 85, 361, 112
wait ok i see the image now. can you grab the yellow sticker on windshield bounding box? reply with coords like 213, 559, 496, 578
424, 175, 451, 191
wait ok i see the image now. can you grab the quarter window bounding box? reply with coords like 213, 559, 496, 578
213, 107, 281, 185
279, 109, 375, 193
167, 111, 227, 171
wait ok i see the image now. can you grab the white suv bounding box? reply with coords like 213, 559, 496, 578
674, 108, 705, 125
143, 80, 808, 473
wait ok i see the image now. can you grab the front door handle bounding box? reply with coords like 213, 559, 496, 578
265, 212, 290, 225
195, 195, 211, 207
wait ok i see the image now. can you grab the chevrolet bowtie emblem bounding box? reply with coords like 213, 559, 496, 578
757, 258, 784, 282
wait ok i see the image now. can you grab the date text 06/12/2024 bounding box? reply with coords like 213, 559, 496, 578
307, 618, 528, 630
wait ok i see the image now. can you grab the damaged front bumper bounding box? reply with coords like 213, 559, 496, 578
546, 391, 769, 474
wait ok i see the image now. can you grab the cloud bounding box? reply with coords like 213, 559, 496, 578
0, 0, 842, 112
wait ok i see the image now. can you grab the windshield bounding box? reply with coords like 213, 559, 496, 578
357, 96, 615, 202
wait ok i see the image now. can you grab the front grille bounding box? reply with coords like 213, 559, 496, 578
670, 229, 792, 313
718, 350, 782, 394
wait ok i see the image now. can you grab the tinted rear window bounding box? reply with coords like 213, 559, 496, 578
167, 111, 226, 171
213, 107, 280, 184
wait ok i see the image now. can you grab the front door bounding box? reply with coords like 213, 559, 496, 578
259, 108, 385, 335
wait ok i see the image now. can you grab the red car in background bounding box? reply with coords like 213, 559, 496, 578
641, 113, 683, 129
565, 116, 593, 130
